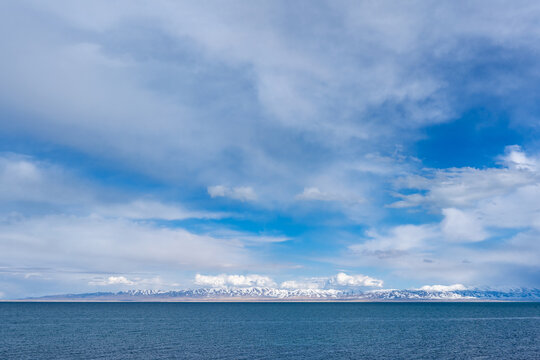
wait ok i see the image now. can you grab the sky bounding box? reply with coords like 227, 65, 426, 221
1, 0, 540, 298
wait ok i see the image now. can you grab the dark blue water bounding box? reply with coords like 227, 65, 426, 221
1, 302, 539, 359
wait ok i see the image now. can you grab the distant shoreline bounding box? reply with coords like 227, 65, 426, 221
5, 287, 538, 302
1, 299, 530, 303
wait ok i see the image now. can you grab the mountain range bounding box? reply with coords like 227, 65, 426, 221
23, 287, 540, 301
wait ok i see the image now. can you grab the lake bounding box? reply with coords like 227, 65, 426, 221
1, 302, 539, 359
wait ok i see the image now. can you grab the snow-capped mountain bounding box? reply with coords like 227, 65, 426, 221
362, 288, 540, 301
26, 287, 540, 301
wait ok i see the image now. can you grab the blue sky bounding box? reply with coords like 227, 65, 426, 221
1, 1, 540, 298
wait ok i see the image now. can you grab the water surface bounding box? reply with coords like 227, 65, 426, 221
1, 302, 539, 359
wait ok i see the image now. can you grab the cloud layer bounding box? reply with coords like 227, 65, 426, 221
343, 146, 540, 287
194, 274, 276, 288
195, 272, 383, 290
1, 1, 540, 297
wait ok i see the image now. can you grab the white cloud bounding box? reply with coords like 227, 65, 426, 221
194, 273, 276, 288
207, 229, 289, 243
193, 273, 383, 289
296, 187, 336, 201
2, 2, 540, 295
340, 223, 540, 287
6, 0, 537, 206
343, 145, 540, 284
280, 280, 320, 290
398, 147, 540, 237
329, 272, 384, 288
479, 184, 540, 230
94, 200, 224, 220
194, 274, 227, 287
0, 154, 301, 297
0, 215, 252, 273
0, 154, 224, 221
419, 284, 467, 292
88, 275, 172, 287
208, 185, 257, 202
207, 185, 227, 198
373, 146, 540, 285
0, 154, 93, 206
90, 276, 135, 286
350, 224, 438, 258
441, 208, 488, 242
500, 145, 538, 171
227, 274, 275, 287
391, 146, 540, 210
295, 187, 363, 203
107, 276, 134, 285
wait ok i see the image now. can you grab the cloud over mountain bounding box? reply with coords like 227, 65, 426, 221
194, 273, 383, 290
195, 274, 276, 288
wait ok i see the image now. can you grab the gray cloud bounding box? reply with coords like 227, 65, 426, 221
3, 1, 540, 204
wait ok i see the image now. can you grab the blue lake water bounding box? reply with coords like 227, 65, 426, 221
1, 302, 539, 359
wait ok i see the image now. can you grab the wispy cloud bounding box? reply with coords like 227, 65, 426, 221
89, 276, 136, 286
338, 147, 540, 286
419, 284, 467, 292
194, 274, 276, 288
295, 187, 364, 204
94, 200, 226, 221
208, 185, 257, 202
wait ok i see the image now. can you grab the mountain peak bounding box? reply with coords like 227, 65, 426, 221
24, 287, 540, 301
